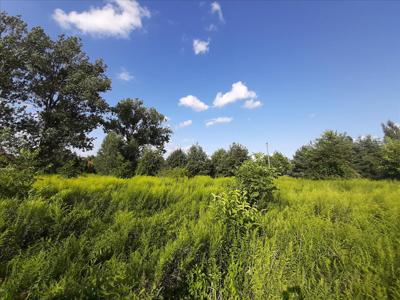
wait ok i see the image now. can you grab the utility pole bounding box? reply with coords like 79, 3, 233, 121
266, 142, 271, 168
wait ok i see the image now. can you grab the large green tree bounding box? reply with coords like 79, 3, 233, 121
226, 143, 249, 176
0, 12, 111, 170
186, 144, 211, 177
210, 148, 230, 177
380, 121, 400, 179
353, 135, 383, 179
166, 149, 187, 169
136, 147, 165, 176
381, 138, 400, 179
291, 131, 358, 179
93, 132, 130, 178
106, 98, 171, 171
270, 152, 292, 176
107, 98, 171, 150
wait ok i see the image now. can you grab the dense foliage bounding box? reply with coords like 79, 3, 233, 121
0, 13, 111, 171
136, 147, 165, 176
291, 124, 400, 180
0, 174, 399, 298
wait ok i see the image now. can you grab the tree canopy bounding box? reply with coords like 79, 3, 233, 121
1, 12, 111, 170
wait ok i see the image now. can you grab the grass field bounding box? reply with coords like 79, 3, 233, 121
0, 175, 399, 299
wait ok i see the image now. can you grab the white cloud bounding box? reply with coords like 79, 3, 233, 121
52, 0, 150, 38
213, 81, 257, 107
206, 117, 233, 127
206, 24, 217, 31
176, 120, 193, 129
193, 39, 210, 55
211, 2, 224, 23
243, 99, 263, 109
178, 95, 209, 112
117, 69, 134, 81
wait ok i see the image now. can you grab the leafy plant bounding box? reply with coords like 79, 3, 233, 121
235, 160, 278, 207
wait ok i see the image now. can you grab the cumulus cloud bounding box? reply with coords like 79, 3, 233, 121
243, 99, 263, 109
211, 2, 224, 22
206, 117, 233, 127
178, 95, 209, 112
193, 39, 210, 55
176, 120, 193, 129
52, 0, 150, 38
117, 69, 134, 81
213, 81, 258, 108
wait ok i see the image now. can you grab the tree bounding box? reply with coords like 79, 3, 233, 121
211, 148, 230, 177
166, 149, 187, 169
107, 98, 171, 150
353, 135, 383, 179
94, 133, 131, 178
270, 152, 292, 176
1, 13, 39, 156
291, 145, 314, 178
136, 147, 165, 176
382, 120, 400, 141
291, 131, 358, 179
186, 144, 211, 177
226, 143, 249, 176
0, 12, 111, 171
106, 98, 171, 172
381, 138, 400, 179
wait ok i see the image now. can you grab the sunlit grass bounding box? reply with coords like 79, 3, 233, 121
0, 175, 399, 298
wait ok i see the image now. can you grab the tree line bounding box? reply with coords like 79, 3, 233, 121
1, 12, 399, 180
94, 120, 400, 180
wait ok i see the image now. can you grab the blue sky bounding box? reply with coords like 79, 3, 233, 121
3, 0, 400, 157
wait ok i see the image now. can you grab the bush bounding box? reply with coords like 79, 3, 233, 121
235, 160, 278, 208
0, 167, 35, 199
212, 190, 260, 232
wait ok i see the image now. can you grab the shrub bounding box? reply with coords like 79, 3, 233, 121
212, 190, 260, 232
0, 167, 35, 199
235, 160, 278, 207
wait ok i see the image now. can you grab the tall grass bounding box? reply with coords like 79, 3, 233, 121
0, 175, 399, 298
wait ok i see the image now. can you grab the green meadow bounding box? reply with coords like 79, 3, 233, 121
1, 175, 399, 299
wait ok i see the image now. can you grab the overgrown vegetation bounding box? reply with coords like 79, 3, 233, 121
0, 174, 399, 298
1, 11, 400, 299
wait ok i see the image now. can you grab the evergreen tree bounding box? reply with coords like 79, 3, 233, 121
226, 143, 249, 176
291, 131, 358, 179
291, 145, 314, 178
136, 148, 165, 176
270, 152, 292, 176
166, 149, 187, 169
381, 138, 400, 179
211, 148, 230, 177
186, 144, 211, 177
94, 133, 131, 178
353, 135, 383, 179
